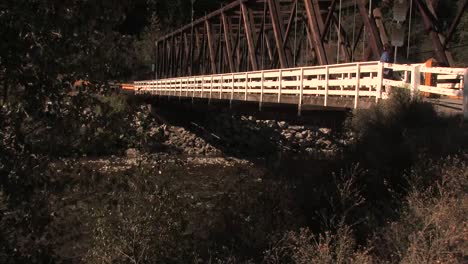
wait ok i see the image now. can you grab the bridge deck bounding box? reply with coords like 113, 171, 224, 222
131, 61, 467, 117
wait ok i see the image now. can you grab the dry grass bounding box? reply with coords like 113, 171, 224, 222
264, 225, 373, 264
372, 155, 468, 263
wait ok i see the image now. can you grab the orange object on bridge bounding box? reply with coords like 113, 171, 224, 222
121, 83, 135, 90
422, 58, 437, 97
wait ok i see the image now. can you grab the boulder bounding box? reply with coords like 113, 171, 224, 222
316, 138, 332, 148
277, 121, 288, 129
125, 148, 139, 158
319, 127, 332, 135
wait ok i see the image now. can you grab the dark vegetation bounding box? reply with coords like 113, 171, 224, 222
1, 0, 467, 263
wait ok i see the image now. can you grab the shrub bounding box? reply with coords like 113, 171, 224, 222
264, 225, 372, 264
344, 88, 468, 225
84, 186, 188, 263
372, 155, 468, 263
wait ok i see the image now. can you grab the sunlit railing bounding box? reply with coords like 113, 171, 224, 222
130, 61, 467, 117
135, 61, 384, 111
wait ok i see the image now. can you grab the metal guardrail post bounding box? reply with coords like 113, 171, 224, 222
340, 73, 344, 97
260, 71, 264, 111
201, 77, 205, 98
325, 65, 329, 106
168, 80, 171, 100
192, 78, 195, 104
278, 69, 282, 103
376, 62, 383, 102
220, 75, 223, 99
410, 65, 421, 98
464, 68, 468, 121
298, 67, 304, 116
231, 73, 235, 108
179, 79, 182, 100
244, 73, 248, 101
354, 63, 360, 109
209, 76, 213, 104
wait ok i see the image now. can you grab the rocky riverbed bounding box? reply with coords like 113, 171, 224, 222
130, 104, 345, 160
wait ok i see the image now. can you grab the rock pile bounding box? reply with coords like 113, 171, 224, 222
150, 113, 340, 158
163, 126, 222, 156
256, 119, 339, 158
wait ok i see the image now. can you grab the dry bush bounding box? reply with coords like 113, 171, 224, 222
82, 169, 190, 263
372, 155, 468, 263
264, 164, 371, 264
344, 88, 468, 229
264, 225, 372, 264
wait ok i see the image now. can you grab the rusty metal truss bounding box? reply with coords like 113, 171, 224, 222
154, 0, 467, 79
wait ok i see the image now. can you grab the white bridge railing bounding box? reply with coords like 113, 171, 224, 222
133, 61, 467, 116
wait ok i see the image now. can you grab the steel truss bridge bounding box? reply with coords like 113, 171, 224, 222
124, 0, 468, 119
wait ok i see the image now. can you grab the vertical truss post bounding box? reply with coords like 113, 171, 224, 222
268, 0, 292, 68
180, 35, 185, 75
264, 34, 274, 63
321, 0, 337, 41
205, 20, 217, 74
183, 33, 189, 76
241, 2, 259, 71
169, 35, 174, 77
357, 0, 382, 60
414, 0, 449, 66
284, 0, 298, 49
332, 16, 351, 62
194, 29, 203, 75
189, 26, 194, 76
312, 0, 325, 34
155, 41, 159, 79
304, 0, 329, 65
444, 0, 468, 49
221, 12, 235, 73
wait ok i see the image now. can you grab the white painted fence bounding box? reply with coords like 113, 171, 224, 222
133, 61, 467, 117
383, 63, 466, 98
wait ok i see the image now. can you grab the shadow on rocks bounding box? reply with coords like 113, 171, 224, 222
143, 99, 346, 162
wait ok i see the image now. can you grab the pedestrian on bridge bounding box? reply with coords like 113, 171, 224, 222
381, 43, 393, 81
